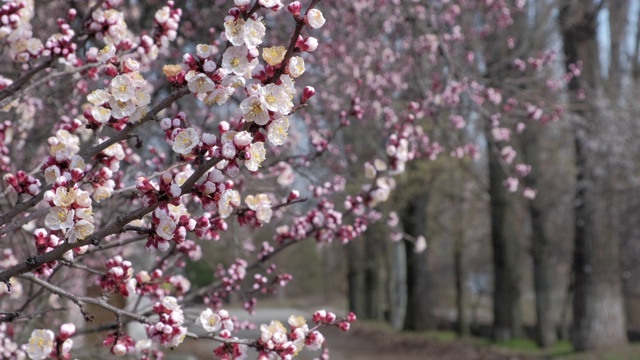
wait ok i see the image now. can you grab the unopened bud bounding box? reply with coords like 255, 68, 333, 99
104, 65, 118, 77
347, 312, 357, 322
287, 190, 300, 202
60, 323, 76, 339
112, 343, 127, 356
287, 1, 301, 16
302, 86, 315, 103
339, 322, 351, 332
302, 37, 318, 52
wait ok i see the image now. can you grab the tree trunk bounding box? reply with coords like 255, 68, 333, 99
522, 121, 557, 347
559, 1, 627, 351
388, 241, 407, 330
488, 140, 523, 341
454, 234, 469, 336
347, 240, 366, 317
607, 0, 629, 96
364, 222, 386, 321
402, 191, 435, 331
347, 225, 387, 321
454, 178, 469, 336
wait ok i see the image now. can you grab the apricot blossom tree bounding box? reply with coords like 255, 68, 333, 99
0, 0, 573, 359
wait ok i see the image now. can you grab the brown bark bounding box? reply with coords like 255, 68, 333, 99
402, 191, 435, 331
522, 121, 557, 348
454, 214, 469, 336
488, 138, 523, 341
608, 0, 629, 93
559, 0, 627, 351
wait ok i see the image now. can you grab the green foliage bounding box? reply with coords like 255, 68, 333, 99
185, 258, 215, 288
488, 338, 573, 357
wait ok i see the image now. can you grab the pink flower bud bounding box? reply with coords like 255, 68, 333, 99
218, 121, 230, 133
339, 322, 351, 332
60, 323, 76, 339
326, 312, 337, 322
302, 37, 318, 52
302, 86, 315, 103
112, 343, 127, 356
3, 173, 17, 187
67, 8, 77, 22
104, 66, 118, 77
228, 7, 241, 18
182, 53, 197, 67
287, 190, 300, 202
287, 1, 301, 16
347, 312, 357, 322
71, 168, 84, 182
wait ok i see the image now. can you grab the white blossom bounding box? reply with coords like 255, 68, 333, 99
245, 194, 273, 224
245, 142, 266, 171
67, 219, 95, 243
243, 17, 266, 49
306, 9, 326, 29
240, 95, 269, 125
288, 56, 305, 78
88, 89, 110, 105
224, 18, 245, 46
44, 207, 75, 231
110, 74, 135, 102
172, 128, 200, 154
25, 329, 55, 360
196, 44, 213, 58
91, 106, 112, 123
218, 189, 240, 218
414, 235, 427, 253
261, 84, 292, 114
162, 296, 180, 311
186, 72, 215, 94
260, 320, 287, 344
156, 215, 177, 240
222, 45, 250, 75
259, 0, 279, 8
198, 308, 222, 332
109, 98, 136, 119
268, 117, 289, 146
233, 131, 253, 147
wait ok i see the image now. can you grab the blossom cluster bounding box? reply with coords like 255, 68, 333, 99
0, 0, 43, 63
241, 193, 273, 225
150, 1, 181, 53
201, 259, 248, 311
88, 141, 127, 202
85, 63, 151, 130
3, 169, 40, 196
196, 308, 248, 360
42, 129, 85, 185
25, 323, 75, 360
253, 310, 348, 360
98, 255, 136, 297
103, 332, 136, 357
43, 177, 95, 244
0, 120, 11, 172
0, 323, 26, 359
85, 7, 130, 48
146, 296, 187, 348
32, 228, 87, 277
